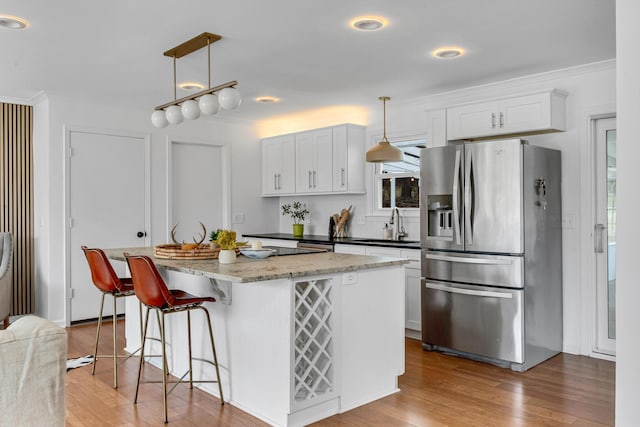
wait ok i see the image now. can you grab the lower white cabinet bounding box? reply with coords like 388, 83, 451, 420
335, 244, 421, 334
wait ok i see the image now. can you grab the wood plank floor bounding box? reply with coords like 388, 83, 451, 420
66, 320, 614, 426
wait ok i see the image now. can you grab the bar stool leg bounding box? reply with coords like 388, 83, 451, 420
134, 308, 151, 404
202, 307, 224, 404
113, 294, 118, 388
160, 311, 168, 423
187, 310, 193, 388
92, 292, 106, 376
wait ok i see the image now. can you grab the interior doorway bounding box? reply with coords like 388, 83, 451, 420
593, 116, 616, 356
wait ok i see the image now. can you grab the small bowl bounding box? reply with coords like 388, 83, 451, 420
239, 248, 275, 259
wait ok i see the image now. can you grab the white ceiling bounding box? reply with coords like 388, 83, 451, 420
0, 0, 615, 122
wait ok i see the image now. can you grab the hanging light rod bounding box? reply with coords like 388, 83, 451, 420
151, 32, 241, 128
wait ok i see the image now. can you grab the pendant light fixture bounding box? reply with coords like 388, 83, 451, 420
151, 32, 241, 128
366, 96, 403, 162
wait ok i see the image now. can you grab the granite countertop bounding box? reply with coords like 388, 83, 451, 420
104, 247, 408, 284
242, 233, 421, 250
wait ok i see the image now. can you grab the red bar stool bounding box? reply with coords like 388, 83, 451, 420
81, 246, 145, 388
124, 253, 224, 423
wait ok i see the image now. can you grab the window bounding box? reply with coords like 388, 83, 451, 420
375, 139, 424, 210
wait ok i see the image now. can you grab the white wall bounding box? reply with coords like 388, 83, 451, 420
278, 61, 616, 356
31, 94, 275, 324
615, 0, 640, 423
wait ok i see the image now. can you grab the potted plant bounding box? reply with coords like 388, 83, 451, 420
281, 201, 309, 238
209, 229, 220, 249
216, 229, 239, 264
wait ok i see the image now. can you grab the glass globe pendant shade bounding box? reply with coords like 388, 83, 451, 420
166, 105, 184, 124
181, 100, 201, 120
218, 87, 242, 110
199, 94, 220, 115
151, 110, 169, 128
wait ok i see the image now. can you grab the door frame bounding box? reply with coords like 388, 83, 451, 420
165, 136, 231, 242
579, 107, 616, 360
63, 125, 151, 326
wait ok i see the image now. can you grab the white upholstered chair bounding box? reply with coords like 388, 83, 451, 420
0, 232, 12, 329
0, 315, 67, 427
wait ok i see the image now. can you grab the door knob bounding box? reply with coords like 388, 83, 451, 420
137, 231, 147, 238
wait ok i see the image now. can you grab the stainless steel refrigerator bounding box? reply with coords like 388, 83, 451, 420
419, 138, 562, 372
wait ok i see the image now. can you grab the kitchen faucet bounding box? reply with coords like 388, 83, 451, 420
389, 207, 407, 240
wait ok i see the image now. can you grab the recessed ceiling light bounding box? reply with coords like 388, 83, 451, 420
350, 16, 386, 31
255, 96, 280, 104
432, 47, 465, 59
178, 81, 205, 91
0, 15, 29, 30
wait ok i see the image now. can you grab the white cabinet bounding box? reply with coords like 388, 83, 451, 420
334, 244, 422, 334
425, 109, 447, 148
261, 124, 365, 197
446, 89, 568, 140
261, 135, 295, 196
295, 128, 333, 193
332, 124, 365, 193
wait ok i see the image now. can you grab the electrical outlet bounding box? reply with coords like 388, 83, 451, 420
233, 213, 245, 224
356, 215, 365, 225
343, 271, 357, 285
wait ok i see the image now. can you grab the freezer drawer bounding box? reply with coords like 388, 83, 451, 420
422, 250, 524, 289
421, 279, 524, 363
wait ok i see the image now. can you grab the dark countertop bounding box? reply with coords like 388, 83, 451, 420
242, 232, 421, 250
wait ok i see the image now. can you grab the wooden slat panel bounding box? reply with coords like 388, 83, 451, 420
0, 102, 34, 316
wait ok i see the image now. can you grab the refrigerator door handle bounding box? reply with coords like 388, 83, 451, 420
424, 253, 514, 265
464, 149, 473, 245
425, 281, 513, 299
452, 149, 462, 245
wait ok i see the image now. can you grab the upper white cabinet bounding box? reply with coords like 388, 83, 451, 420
332, 124, 365, 193
262, 124, 365, 197
295, 128, 333, 193
262, 134, 296, 196
425, 109, 447, 148
446, 89, 568, 141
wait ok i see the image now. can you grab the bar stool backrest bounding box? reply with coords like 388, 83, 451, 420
82, 246, 127, 293
125, 254, 175, 309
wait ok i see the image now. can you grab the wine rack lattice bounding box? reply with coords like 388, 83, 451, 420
293, 279, 334, 403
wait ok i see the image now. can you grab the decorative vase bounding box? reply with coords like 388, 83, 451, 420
209, 241, 218, 249
292, 223, 304, 238
218, 249, 236, 264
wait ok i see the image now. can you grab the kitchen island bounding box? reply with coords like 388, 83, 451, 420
105, 247, 407, 427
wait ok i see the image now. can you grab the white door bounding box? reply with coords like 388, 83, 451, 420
594, 117, 616, 355
69, 130, 149, 322
170, 141, 226, 242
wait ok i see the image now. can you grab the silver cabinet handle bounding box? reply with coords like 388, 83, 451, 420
425, 281, 513, 299
341, 168, 345, 187
425, 253, 513, 265
274, 174, 277, 191
308, 170, 312, 188
499, 112, 504, 128
491, 113, 496, 129
277, 173, 281, 190
313, 170, 317, 188
595, 223, 606, 253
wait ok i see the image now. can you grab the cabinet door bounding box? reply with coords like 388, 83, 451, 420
262, 135, 295, 195
262, 137, 282, 195
499, 92, 551, 135
313, 129, 333, 192
447, 101, 499, 140
405, 268, 422, 331
295, 132, 315, 193
295, 129, 333, 193
333, 126, 348, 191
425, 109, 447, 148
